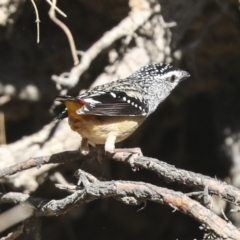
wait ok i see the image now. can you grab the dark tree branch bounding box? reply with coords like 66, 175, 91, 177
1, 169, 239, 240
1, 148, 240, 207
0, 150, 82, 177
112, 152, 240, 205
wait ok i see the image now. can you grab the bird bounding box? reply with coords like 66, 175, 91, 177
55, 63, 190, 155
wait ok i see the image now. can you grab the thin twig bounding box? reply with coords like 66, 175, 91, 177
45, 0, 67, 17
30, 0, 40, 43
48, 0, 79, 65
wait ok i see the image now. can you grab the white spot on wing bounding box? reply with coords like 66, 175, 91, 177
110, 92, 116, 98
88, 93, 102, 97
84, 98, 101, 104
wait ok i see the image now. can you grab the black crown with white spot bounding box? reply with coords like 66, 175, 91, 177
129, 63, 176, 80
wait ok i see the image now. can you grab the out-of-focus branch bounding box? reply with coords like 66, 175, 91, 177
0, 223, 24, 240
0, 169, 239, 239
0, 217, 41, 239
0, 205, 34, 234
46, 0, 67, 17
30, 0, 67, 44
30, 0, 40, 43
52, 0, 161, 87
0, 120, 81, 192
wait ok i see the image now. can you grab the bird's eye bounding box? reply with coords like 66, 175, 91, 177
170, 75, 176, 83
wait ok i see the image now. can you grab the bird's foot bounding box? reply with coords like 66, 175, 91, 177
114, 147, 143, 171
114, 147, 143, 155
75, 169, 99, 188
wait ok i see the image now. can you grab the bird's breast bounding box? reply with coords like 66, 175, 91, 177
68, 115, 145, 145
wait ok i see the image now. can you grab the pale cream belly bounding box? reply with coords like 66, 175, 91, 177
68, 115, 145, 145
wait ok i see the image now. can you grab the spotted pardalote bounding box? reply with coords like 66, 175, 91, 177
55, 63, 190, 154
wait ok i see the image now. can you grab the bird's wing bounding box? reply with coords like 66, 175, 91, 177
76, 91, 148, 116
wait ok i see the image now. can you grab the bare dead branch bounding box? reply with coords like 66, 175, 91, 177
0, 150, 81, 177
1, 148, 240, 207
112, 152, 240, 206
137, 157, 240, 204
0, 170, 239, 240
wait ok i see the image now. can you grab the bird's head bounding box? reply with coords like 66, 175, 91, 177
129, 63, 190, 115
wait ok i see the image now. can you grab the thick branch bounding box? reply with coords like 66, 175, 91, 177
0, 170, 239, 240
1, 149, 240, 207
111, 152, 240, 206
